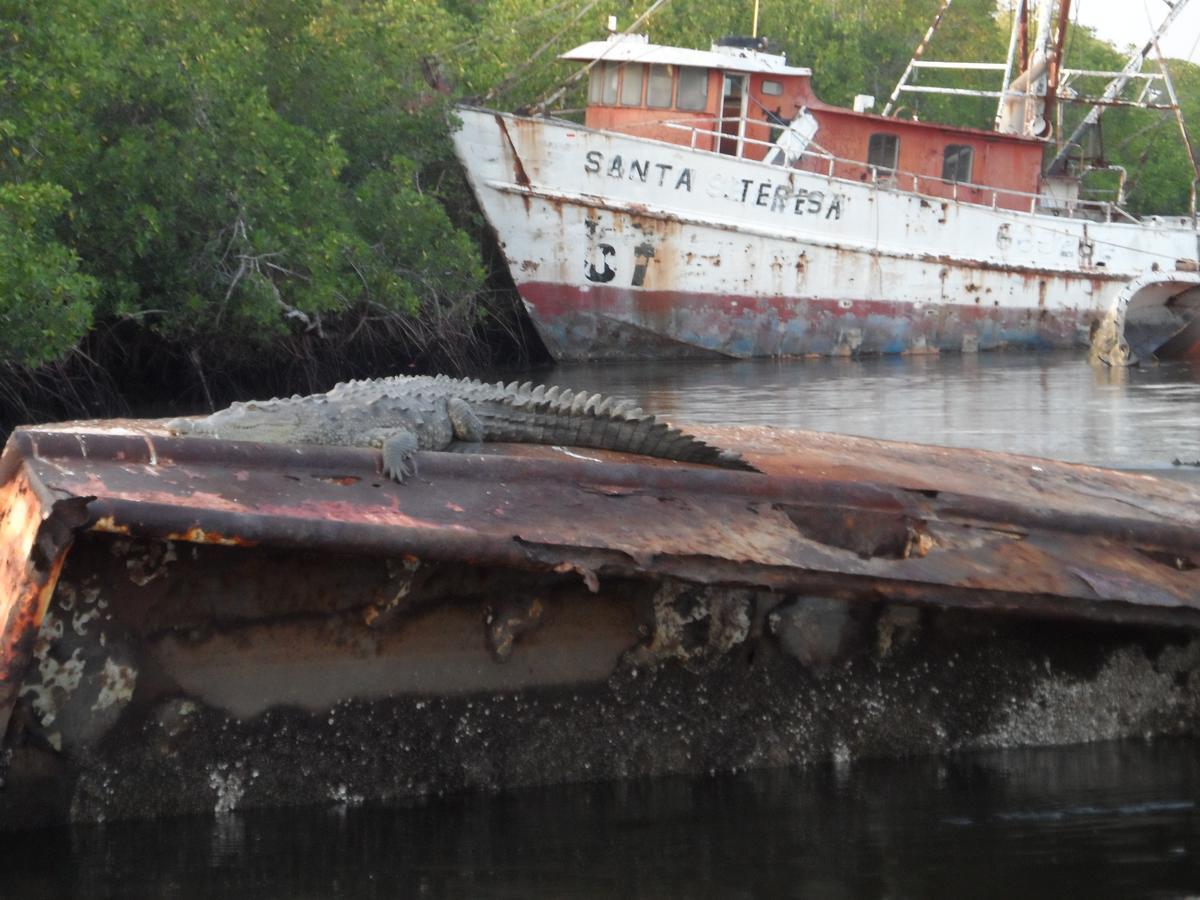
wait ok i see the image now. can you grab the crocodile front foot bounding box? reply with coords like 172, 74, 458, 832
381, 432, 420, 483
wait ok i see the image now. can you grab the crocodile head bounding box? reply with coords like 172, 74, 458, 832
165, 399, 310, 443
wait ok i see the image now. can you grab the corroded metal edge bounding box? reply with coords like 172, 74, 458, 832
0, 441, 91, 741
4, 424, 1199, 612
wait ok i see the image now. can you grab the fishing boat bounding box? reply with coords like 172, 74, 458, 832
451, 1, 1200, 362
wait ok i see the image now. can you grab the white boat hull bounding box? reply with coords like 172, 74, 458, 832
452, 108, 1200, 360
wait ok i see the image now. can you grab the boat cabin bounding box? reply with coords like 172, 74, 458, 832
564, 35, 1046, 211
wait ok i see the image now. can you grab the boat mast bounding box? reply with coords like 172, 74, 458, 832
996, 0, 1056, 137
881, 0, 1059, 134
1047, 0, 1193, 172
994, 2, 1024, 129
1042, 0, 1073, 128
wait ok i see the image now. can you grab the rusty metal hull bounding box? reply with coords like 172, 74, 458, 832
451, 108, 1200, 361
518, 281, 1090, 359
2, 421, 1200, 826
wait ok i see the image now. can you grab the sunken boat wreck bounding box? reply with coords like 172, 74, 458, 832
1, 374, 1199, 827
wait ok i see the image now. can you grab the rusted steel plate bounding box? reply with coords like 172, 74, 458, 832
1, 422, 1197, 632
0, 444, 90, 738
700, 424, 1200, 533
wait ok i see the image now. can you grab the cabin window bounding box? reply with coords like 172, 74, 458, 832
588, 62, 621, 105
942, 144, 974, 183
761, 79, 783, 96
867, 133, 899, 173
647, 64, 674, 107
676, 66, 709, 111
619, 64, 645, 106
601, 62, 620, 105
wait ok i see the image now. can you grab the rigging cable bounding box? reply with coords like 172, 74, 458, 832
483, 0, 601, 102
532, 0, 674, 114
441, 0, 595, 57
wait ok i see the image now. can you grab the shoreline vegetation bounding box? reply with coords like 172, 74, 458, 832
1, 0, 1196, 437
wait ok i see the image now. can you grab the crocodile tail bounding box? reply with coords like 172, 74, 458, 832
480, 384, 758, 472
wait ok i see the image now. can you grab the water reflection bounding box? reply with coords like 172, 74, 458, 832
4, 739, 1199, 897
544, 352, 1200, 470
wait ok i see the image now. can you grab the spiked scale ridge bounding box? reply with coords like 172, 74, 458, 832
171, 374, 756, 471
327, 374, 651, 419
322, 376, 635, 420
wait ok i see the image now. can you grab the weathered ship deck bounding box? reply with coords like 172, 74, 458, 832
1, 420, 1198, 827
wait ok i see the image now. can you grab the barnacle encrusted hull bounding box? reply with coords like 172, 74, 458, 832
167, 374, 756, 479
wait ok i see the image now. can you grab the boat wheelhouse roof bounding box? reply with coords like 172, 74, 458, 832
561, 36, 812, 78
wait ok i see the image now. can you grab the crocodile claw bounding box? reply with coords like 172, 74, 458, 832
382, 432, 420, 484
383, 453, 418, 483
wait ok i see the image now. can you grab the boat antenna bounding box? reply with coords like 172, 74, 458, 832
530, 0, 673, 115
1047, 0, 1193, 173
752, 0, 761, 38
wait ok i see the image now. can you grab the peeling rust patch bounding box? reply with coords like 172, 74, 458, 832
776, 504, 931, 560
163, 528, 257, 547
91, 516, 131, 535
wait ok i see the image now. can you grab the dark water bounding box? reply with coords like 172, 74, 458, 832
5, 740, 1200, 898
10, 351, 1200, 895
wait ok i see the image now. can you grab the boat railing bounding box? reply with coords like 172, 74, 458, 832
658, 117, 1144, 225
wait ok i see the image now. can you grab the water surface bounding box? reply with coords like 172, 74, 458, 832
547, 352, 1200, 471
4, 740, 1199, 898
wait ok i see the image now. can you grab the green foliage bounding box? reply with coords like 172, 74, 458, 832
0, 182, 96, 367
0, 0, 487, 371
349, 157, 485, 314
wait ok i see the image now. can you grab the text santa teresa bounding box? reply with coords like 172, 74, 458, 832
583, 151, 846, 220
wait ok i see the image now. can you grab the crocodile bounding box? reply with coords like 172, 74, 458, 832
166, 374, 757, 482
